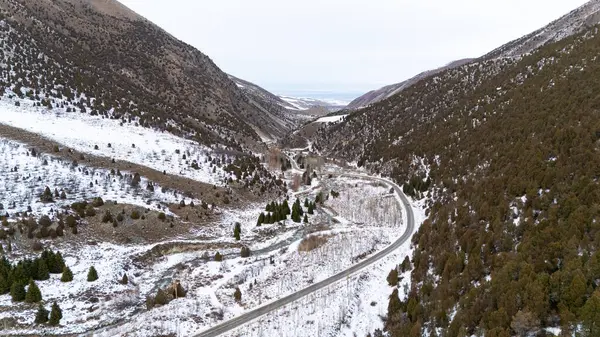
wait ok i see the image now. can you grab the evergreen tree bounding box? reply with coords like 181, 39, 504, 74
49, 302, 62, 326
234, 287, 242, 302
304, 198, 309, 207
121, 273, 129, 285
581, 290, 600, 336
303, 214, 308, 223
87, 266, 98, 282
214, 251, 223, 261
387, 288, 402, 321
36, 259, 49, 280
34, 303, 49, 324
257, 213, 264, 227
308, 202, 314, 215
61, 265, 73, 282
25, 279, 42, 303
387, 268, 399, 286
233, 223, 241, 241
10, 281, 26, 302
40, 186, 53, 202
283, 199, 291, 215
0, 275, 10, 294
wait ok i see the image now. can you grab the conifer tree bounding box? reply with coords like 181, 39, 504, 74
303, 214, 308, 223
283, 199, 291, 215
387, 268, 399, 286
87, 266, 98, 282
233, 223, 241, 241
49, 302, 62, 326
40, 186, 53, 202
257, 213, 265, 227
214, 251, 223, 261
121, 273, 128, 285
25, 279, 42, 303
581, 290, 600, 336
61, 265, 73, 282
36, 259, 49, 280
34, 303, 49, 324
234, 287, 242, 302
10, 281, 26, 302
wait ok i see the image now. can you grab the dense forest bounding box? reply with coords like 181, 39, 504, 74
316, 23, 600, 336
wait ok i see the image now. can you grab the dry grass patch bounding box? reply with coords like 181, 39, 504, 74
298, 234, 331, 252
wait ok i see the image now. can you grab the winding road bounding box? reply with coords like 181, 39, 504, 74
194, 172, 416, 337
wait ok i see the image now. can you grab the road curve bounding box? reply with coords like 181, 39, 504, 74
194, 173, 416, 337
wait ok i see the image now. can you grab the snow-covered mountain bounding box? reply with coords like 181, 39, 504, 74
229, 75, 345, 121
278, 96, 346, 112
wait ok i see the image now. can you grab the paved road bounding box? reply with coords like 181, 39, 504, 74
194, 173, 416, 337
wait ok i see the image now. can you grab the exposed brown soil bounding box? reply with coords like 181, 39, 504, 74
298, 234, 331, 252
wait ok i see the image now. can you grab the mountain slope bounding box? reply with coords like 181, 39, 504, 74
345, 59, 473, 110
0, 0, 292, 149
313, 2, 600, 335
484, 0, 600, 59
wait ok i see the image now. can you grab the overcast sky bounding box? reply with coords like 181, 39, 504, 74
118, 0, 589, 95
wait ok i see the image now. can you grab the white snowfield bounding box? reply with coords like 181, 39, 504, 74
0, 137, 191, 215
314, 114, 348, 123
0, 96, 233, 186
0, 168, 421, 337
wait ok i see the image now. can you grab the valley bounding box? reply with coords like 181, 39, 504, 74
0, 96, 419, 336
1, 0, 600, 336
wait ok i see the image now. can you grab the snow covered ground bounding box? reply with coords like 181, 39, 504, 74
0, 96, 232, 186
0, 137, 190, 215
0, 154, 423, 337
315, 114, 348, 123
220, 197, 427, 337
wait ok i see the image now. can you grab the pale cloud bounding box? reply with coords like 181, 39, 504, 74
118, 0, 590, 94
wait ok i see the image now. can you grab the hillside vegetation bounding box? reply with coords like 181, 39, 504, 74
0, 0, 294, 150
315, 21, 600, 337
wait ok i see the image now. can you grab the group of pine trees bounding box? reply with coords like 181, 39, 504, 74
0, 249, 103, 327
0, 250, 69, 299
35, 301, 62, 326
257, 200, 291, 226
256, 198, 316, 226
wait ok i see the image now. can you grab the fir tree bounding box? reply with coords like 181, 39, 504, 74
40, 186, 53, 202
234, 287, 242, 302
214, 252, 223, 261
34, 303, 49, 324
49, 302, 62, 326
257, 213, 265, 227
303, 214, 308, 223
36, 259, 49, 280
387, 268, 399, 286
581, 290, 600, 336
233, 223, 241, 241
61, 265, 73, 282
120, 273, 129, 285
87, 266, 98, 282
10, 281, 26, 302
25, 279, 42, 303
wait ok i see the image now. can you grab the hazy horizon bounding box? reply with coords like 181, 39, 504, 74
118, 0, 589, 96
